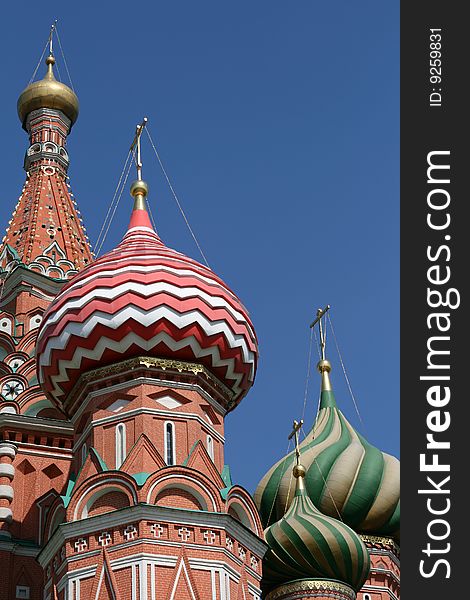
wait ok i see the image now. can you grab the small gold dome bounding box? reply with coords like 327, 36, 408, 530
17, 55, 79, 129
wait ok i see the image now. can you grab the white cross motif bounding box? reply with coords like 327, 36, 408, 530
251, 556, 258, 570
98, 531, 112, 547
150, 523, 164, 538
203, 530, 216, 545
226, 537, 234, 551
75, 538, 88, 552
123, 524, 138, 541
178, 527, 191, 542
238, 546, 246, 561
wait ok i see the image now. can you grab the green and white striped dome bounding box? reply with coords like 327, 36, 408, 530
255, 361, 400, 541
263, 465, 370, 594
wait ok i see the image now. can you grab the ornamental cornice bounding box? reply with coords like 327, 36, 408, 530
266, 579, 356, 600
66, 355, 234, 415
0, 265, 63, 307
360, 534, 400, 556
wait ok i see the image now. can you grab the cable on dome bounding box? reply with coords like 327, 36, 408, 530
145, 127, 211, 269
28, 39, 50, 85
301, 326, 314, 423
298, 420, 344, 523
54, 24, 75, 92
312, 326, 322, 361
265, 438, 294, 526
94, 148, 135, 255
311, 457, 344, 522
327, 311, 365, 429
146, 197, 158, 232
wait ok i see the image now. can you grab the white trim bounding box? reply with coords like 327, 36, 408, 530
131, 564, 137, 600
150, 562, 156, 600
139, 560, 148, 600
169, 557, 197, 600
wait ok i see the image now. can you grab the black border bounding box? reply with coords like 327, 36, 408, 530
401, 3, 466, 596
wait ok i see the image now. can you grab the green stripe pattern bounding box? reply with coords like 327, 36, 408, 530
263, 483, 370, 592
254, 389, 400, 540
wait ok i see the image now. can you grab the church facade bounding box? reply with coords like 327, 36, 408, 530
0, 44, 399, 600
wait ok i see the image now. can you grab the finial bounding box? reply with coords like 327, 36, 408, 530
130, 118, 149, 209
309, 304, 334, 392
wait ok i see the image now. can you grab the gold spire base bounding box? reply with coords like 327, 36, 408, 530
317, 359, 332, 391
130, 179, 149, 210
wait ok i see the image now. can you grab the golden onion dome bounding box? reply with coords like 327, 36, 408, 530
17, 55, 79, 128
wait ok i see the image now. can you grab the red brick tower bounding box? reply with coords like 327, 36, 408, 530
0, 49, 93, 599
32, 121, 265, 599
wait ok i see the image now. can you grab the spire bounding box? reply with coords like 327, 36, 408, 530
310, 305, 337, 409
125, 117, 158, 235
1, 35, 91, 278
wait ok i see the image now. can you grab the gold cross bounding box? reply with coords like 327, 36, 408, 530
48, 20, 58, 56
309, 304, 331, 360
288, 419, 304, 465
130, 117, 148, 181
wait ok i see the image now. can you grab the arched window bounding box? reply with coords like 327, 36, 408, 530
207, 435, 214, 461
165, 422, 175, 466
81, 443, 87, 466
115, 423, 126, 468
363, 594, 372, 600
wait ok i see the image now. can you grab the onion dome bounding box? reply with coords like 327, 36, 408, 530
17, 55, 79, 128
255, 360, 400, 541
263, 463, 370, 594
36, 178, 258, 410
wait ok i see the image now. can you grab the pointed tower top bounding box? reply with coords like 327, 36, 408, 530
2, 35, 91, 277
127, 118, 155, 233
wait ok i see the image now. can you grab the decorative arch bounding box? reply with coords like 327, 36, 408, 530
16, 329, 39, 356
45, 504, 66, 541
3, 351, 29, 374
144, 467, 223, 512
68, 473, 138, 522
226, 486, 264, 537
0, 332, 15, 359
0, 401, 18, 414
88, 489, 131, 517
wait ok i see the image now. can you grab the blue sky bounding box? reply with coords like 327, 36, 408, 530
1, 1, 399, 493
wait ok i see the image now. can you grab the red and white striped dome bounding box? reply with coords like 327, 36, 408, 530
36, 201, 258, 409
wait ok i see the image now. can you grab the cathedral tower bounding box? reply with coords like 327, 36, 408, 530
33, 121, 266, 599
0, 46, 92, 599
